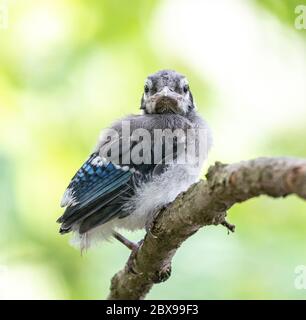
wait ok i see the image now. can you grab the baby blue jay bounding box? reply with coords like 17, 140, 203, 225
57, 70, 212, 252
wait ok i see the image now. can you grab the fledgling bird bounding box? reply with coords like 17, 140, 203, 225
57, 70, 212, 252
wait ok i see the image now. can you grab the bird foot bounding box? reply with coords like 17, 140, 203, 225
126, 241, 172, 283
112, 231, 144, 274
126, 239, 144, 275
113, 231, 139, 250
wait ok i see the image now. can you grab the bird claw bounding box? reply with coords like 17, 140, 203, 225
126, 242, 172, 284
126, 239, 144, 275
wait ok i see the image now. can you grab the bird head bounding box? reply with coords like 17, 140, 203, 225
140, 70, 195, 115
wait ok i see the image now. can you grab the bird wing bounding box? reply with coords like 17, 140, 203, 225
57, 152, 136, 234
57, 114, 188, 235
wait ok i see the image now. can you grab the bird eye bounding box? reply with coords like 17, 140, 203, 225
144, 84, 149, 94
183, 84, 189, 93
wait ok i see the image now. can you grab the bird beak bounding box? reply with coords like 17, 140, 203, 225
154, 86, 181, 113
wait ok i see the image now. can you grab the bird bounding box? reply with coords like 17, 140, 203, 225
57, 69, 212, 253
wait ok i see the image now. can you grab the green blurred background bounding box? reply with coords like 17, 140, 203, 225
1, 0, 306, 299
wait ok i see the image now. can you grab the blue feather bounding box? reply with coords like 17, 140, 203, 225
58, 153, 136, 230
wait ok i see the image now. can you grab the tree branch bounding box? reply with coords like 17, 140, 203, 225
107, 157, 306, 300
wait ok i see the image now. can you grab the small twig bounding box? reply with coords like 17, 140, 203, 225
221, 219, 236, 234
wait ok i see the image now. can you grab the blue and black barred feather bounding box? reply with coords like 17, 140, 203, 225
57, 153, 137, 234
